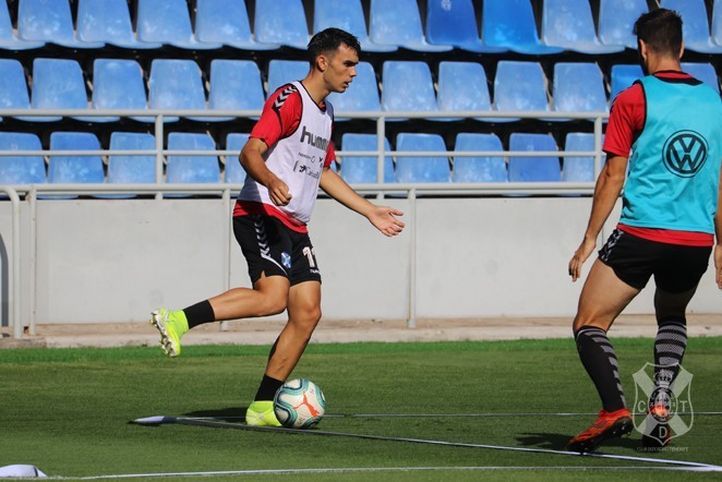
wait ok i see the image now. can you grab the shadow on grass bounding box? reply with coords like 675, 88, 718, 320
184, 407, 249, 422
515, 432, 640, 450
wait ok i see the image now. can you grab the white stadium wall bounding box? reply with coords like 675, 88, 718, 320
0, 197, 720, 326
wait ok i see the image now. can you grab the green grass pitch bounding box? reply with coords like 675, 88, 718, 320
1, 337, 720, 481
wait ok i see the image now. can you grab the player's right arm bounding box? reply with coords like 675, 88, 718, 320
240, 138, 291, 206
715, 168, 722, 289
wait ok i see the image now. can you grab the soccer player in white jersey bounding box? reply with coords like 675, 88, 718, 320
150, 28, 405, 426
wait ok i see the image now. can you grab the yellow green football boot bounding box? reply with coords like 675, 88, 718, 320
150, 308, 189, 357
246, 401, 282, 427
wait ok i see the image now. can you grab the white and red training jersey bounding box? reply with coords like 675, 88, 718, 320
235, 81, 336, 233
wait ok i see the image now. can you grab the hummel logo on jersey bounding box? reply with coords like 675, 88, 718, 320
272, 85, 297, 112
300, 125, 329, 152
662, 130, 709, 178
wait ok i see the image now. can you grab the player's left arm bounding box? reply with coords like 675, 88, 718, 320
319, 168, 405, 237
714, 168, 722, 290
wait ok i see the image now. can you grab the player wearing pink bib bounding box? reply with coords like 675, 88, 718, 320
150, 28, 405, 426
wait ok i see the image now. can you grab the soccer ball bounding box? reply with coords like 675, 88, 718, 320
273, 378, 326, 428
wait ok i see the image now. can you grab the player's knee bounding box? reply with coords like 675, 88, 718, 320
293, 305, 321, 333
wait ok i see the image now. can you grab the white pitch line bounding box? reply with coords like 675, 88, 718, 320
43, 464, 722, 480
183, 411, 722, 419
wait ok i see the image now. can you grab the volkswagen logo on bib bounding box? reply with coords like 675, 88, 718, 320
662, 130, 709, 177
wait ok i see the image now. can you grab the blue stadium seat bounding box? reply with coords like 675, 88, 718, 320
382, 61, 438, 120
453, 133, 506, 183
552, 63, 608, 117
661, 0, 722, 53
166, 133, 221, 184
225, 134, 248, 184
314, 0, 396, 52
107, 132, 156, 184
610, 64, 643, 101
598, 0, 648, 49
437, 61, 492, 121
426, 0, 506, 53
327, 62, 380, 120
31, 58, 94, 122
713, 0, 722, 47
195, 0, 279, 50
148, 60, 208, 123
562, 133, 596, 182
339, 133, 395, 184
542, 0, 624, 53
17, 0, 103, 48
0, 132, 45, 184
93, 59, 152, 123
0, 1, 43, 50
48, 132, 105, 185
369, 0, 452, 52
77, 0, 161, 49
682, 62, 720, 93
137, 0, 221, 49
0, 59, 31, 121
208, 60, 265, 121
395, 133, 450, 183
494, 61, 549, 121
482, 0, 563, 55
267, 60, 309, 95
254, 0, 309, 49
508, 133, 561, 182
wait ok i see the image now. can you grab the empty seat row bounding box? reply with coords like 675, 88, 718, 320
4, 0, 722, 54
1, 58, 718, 124
0, 130, 597, 190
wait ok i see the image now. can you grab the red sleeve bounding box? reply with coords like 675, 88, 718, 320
250, 84, 302, 148
603, 83, 645, 158
324, 140, 336, 168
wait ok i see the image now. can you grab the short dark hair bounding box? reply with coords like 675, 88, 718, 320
633, 8, 683, 57
307, 28, 361, 64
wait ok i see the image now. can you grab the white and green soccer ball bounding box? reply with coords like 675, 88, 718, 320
273, 378, 326, 428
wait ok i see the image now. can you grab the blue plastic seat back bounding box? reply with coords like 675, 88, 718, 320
107, 132, 156, 184
93, 59, 148, 110
426, 0, 481, 46
482, 0, 562, 53
340, 133, 394, 183
598, 0, 648, 48
225, 133, 248, 184
713, 0, 722, 46
31, 58, 88, 110
314, 0, 368, 41
0, 132, 45, 184
196, 0, 267, 48
682, 62, 720, 93
661, 0, 714, 47
494, 61, 549, 112
437, 62, 491, 113
48, 132, 105, 184
254, 0, 309, 48
137, 0, 200, 46
0, 1, 43, 49
395, 133, 450, 183
453, 133, 506, 182
562, 133, 596, 182
508, 133, 561, 182
77, 0, 146, 47
382, 61, 437, 113
149, 60, 206, 110
18, 0, 85, 46
553, 63, 608, 113
327, 62, 380, 114
370, 0, 443, 50
267, 60, 309, 95
0, 59, 30, 109
209, 60, 264, 111
610, 64, 644, 100
167, 133, 220, 183
543, 0, 615, 49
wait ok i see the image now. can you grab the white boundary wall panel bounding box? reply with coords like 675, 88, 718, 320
0, 198, 719, 325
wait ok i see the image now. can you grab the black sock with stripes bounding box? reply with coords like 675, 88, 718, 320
183, 300, 216, 329
575, 326, 627, 412
653, 317, 687, 387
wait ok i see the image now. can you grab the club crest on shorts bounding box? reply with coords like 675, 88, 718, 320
632, 362, 694, 444
281, 252, 292, 269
